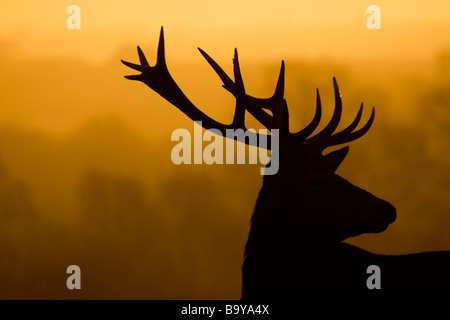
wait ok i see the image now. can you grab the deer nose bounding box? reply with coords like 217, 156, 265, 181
378, 201, 397, 224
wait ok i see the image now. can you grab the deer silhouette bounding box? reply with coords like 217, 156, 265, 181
122, 27, 450, 299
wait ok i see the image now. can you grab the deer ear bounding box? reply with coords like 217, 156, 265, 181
323, 146, 349, 172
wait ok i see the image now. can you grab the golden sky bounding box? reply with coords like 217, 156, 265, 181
1, 1, 450, 63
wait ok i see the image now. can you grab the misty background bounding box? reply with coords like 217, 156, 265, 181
1, 1, 450, 299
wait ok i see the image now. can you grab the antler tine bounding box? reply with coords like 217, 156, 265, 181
324, 107, 375, 147
294, 88, 322, 141
122, 26, 165, 73
199, 48, 290, 131
137, 46, 150, 66
302, 79, 375, 153
330, 102, 364, 139
231, 52, 287, 132
198, 47, 236, 94
156, 26, 167, 68
232, 49, 247, 129
273, 61, 285, 101
199, 47, 276, 125
271, 61, 288, 131
122, 57, 149, 74
308, 77, 342, 141
199, 48, 280, 112
121, 27, 271, 149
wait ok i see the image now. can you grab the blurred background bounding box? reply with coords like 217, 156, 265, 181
0, 0, 450, 299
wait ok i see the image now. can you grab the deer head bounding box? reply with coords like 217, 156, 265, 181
121, 26, 396, 237
121, 27, 397, 297
248, 76, 397, 245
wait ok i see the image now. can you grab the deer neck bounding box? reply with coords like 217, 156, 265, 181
242, 177, 335, 299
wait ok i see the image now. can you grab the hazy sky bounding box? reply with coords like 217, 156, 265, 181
1, 1, 450, 63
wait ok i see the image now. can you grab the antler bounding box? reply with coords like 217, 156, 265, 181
198, 48, 289, 133
300, 78, 375, 154
121, 27, 374, 153
121, 27, 288, 149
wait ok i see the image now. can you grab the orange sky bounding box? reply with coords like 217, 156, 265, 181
1, 0, 450, 134
1, 1, 450, 63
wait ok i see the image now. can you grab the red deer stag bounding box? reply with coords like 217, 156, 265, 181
122, 27, 450, 299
